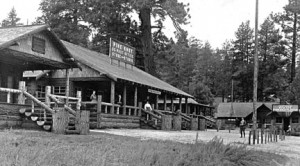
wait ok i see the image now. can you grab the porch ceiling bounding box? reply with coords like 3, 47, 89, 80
0, 48, 72, 70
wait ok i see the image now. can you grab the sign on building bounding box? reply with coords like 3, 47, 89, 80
272, 105, 299, 113
148, 89, 161, 95
109, 38, 135, 66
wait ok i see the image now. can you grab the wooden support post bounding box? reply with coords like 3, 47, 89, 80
7, 92, 11, 103
110, 81, 115, 114
261, 129, 263, 144
97, 95, 102, 128
134, 86, 138, 116
199, 118, 206, 131
179, 97, 182, 112
164, 94, 167, 111
171, 96, 174, 112
76, 91, 82, 111
52, 107, 68, 134
252, 129, 255, 145
138, 102, 142, 117
65, 69, 70, 105
18, 81, 26, 104
155, 94, 159, 110
123, 85, 127, 115
45, 86, 51, 106
257, 130, 259, 144
161, 114, 172, 130
249, 130, 252, 145
185, 97, 188, 114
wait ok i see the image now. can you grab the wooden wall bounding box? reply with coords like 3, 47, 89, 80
8, 31, 65, 63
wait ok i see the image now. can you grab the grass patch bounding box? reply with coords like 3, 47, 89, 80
0, 129, 290, 166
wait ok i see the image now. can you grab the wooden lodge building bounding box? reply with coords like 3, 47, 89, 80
0, 24, 207, 132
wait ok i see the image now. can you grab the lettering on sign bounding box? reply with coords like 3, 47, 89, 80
148, 89, 161, 95
272, 105, 299, 113
110, 38, 135, 65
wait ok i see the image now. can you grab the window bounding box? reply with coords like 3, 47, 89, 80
292, 117, 299, 123
276, 117, 282, 123
36, 85, 46, 99
53, 86, 66, 96
32, 36, 45, 54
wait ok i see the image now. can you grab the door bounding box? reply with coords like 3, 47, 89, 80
283, 117, 290, 131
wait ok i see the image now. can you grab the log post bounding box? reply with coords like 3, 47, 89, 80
138, 102, 142, 117
52, 107, 68, 134
191, 117, 199, 130
173, 113, 181, 131
45, 86, 51, 107
110, 81, 115, 114
97, 95, 102, 128
75, 91, 82, 130
185, 97, 188, 114
249, 130, 252, 145
199, 118, 206, 131
155, 94, 159, 110
134, 86, 138, 116
65, 69, 70, 105
79, 110, 90, 135
164, 94, 167, 111
76, 91, 82, 111
18, 81, 26, 104
161, 114, 172, 130
171, 96, 174, 112
123, 85, 127, 115
7, 92, 11, 103
179, 97, 182, 113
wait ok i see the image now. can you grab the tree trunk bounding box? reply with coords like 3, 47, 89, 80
291, 13, 297, 83
139, 7, 156, 75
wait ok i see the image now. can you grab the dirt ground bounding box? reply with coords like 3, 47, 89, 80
91, 128, 300, 159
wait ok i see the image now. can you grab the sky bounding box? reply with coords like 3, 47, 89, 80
0, 0, 289, 49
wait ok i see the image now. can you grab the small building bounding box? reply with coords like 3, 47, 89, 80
216, 102, 277, 129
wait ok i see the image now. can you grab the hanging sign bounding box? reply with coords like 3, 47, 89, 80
148, 89, 161, 95
272, 105, 298, 113
109, 38, 135, 65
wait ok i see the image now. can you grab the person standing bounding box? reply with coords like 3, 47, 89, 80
144, 101, 152, 120
240, 118, 246, 138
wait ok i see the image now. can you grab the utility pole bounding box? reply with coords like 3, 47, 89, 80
253, 0, 259, 144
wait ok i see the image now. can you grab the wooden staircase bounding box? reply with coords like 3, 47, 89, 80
140, 109, 162, 130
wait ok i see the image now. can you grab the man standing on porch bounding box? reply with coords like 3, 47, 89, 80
144, 101, 152, 120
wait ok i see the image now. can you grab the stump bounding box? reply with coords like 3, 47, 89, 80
161, 115, 172, 130
79, 110, 90, 135
191, 117, 199, 130
52, 107, 69, 134
173, 114, 181, 131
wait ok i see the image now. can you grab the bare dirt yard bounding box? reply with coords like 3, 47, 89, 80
91, 128, 300, 159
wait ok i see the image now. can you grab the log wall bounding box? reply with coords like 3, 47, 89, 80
0, 103, 31, 129
94, 113, 140, 129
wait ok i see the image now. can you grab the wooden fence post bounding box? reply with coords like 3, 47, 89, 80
257, 130, 259, 144
52, 107, 68, 134
173, 112, 181, 131
18, 81, 26, 104
97, 95, 102, 128
79, 110, 90, 135
45, 86, 51, 106
161, 114, 172, 130
191, 117, 199, 130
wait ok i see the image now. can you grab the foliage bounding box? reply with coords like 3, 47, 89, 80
1, 7, 22, 27
0, 129, 289, 166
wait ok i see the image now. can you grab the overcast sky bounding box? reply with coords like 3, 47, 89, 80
0, 0, 289, 49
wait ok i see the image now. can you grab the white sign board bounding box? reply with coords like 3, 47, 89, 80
272, 105, 298, 113
148, 89, 161, 95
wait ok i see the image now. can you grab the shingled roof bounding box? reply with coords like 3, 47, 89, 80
61, 40, 192, 98
216, 102, 277, 118
0, 25, 77, 68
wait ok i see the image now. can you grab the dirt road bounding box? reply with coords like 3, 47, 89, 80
91, 128, 300, 159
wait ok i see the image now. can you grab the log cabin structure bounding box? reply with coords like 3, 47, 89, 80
0, 25, 82, 132
23, 40, 195, 130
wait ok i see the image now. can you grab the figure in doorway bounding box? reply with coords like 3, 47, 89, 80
240, 118, 246, 138
90, 91, 97, 102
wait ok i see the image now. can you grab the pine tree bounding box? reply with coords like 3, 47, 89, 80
1, 7, 22, 27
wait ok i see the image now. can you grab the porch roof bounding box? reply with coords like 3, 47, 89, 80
61, 40, 193, 98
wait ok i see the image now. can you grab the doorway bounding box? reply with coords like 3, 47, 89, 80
283, 117, 290, 131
